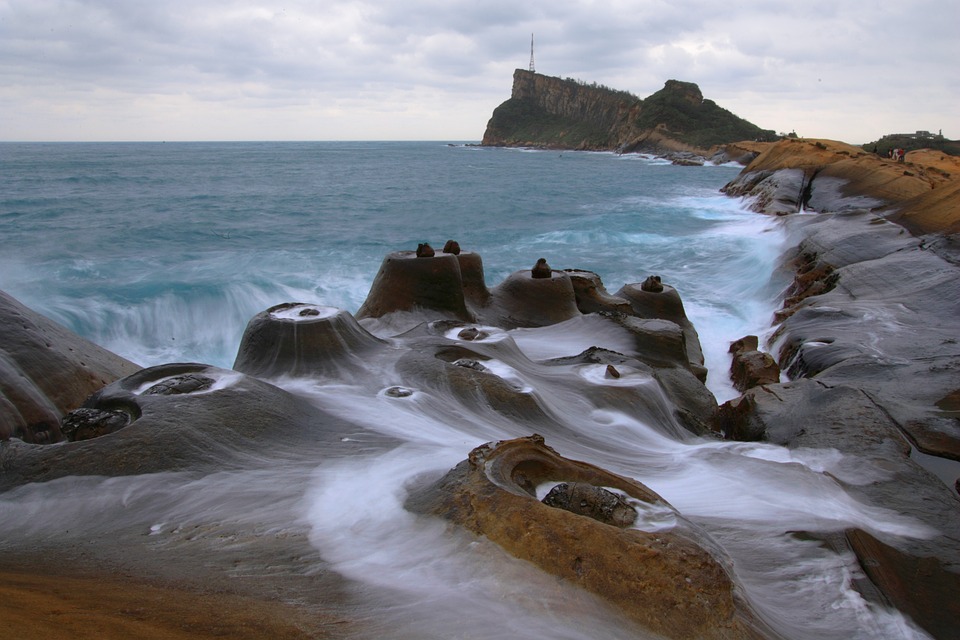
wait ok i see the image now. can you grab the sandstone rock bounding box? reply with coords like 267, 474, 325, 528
728, 335, 779, 392
0, 363, 370, 490
487, 268, 580, 329
0, 290, 140, 444
713, 380, 960, 640
356, 251, 475, 322
406, 435, 770, 639
234, 303, 387, 379
615, 281, 705, 372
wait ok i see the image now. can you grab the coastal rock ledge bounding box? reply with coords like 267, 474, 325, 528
716, 137, 960, 640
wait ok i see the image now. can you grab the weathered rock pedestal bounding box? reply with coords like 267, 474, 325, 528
728, 335, 780, 392
488, 267, 581, 328
233, 303, 386, 378
406, 435, 770, 640
357, 250, 475, 322
616, 280, 705, 377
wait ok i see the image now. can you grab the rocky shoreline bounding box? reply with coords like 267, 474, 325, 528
2, 139, 958, 639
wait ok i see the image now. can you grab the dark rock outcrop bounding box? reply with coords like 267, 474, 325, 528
0, 290, 140, 444
406, 435, 771, 640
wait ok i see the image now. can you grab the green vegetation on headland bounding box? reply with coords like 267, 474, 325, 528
862, 130, 960, 157
482, 70, 776, 153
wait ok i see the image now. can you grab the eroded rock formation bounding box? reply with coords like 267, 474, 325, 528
406, 435, 771, 640
0, 290, 140, 444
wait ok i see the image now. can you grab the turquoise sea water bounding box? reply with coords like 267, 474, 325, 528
0, 141, 785, 399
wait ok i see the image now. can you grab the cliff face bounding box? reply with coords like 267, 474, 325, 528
482, 70, 774, 153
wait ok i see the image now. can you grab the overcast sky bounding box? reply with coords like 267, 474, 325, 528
2, 0, 957, 143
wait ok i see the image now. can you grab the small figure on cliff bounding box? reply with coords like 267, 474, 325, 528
531, 258, 552, 278
416, 243, 435, 258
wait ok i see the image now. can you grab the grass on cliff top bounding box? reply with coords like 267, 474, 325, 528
635, 92, 776, 149
486, 98, 614, 149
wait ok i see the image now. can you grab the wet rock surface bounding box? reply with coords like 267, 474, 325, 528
406, 436, 771, 639
0, 290, 140, 444
718, 144, 960, 639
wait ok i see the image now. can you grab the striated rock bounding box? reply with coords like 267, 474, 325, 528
406, 435, 770, 639
713, 380, 960, 640
234, 303, 387, 379
769, 212, 960, 460
0, 363, 372, 490
0, 289, 140, 444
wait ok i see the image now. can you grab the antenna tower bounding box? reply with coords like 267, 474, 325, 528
529, 33, 535, 72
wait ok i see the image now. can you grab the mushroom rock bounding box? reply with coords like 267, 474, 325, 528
0, 289, 140, 445
406, 435, 769, 640
565, 269, 634, 315
530, 257, 552, 278
616, 281, 705, 371
441, 239, 461, 255
357, 251, 474, 322
488, 268, 581, 328
728, 335, 780, 392
0, 363, 369, 491
454, 251, 491, 307
234, 303, 386, 379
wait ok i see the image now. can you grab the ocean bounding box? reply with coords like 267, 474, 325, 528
0, 142, 932, 638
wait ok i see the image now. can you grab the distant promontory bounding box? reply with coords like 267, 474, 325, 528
482, 69, 775, 154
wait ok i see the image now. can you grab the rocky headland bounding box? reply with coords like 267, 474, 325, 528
1, 137, 959, 638
482, 69, 775, 156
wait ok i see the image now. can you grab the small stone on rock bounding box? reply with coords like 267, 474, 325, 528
531, 258, 552, 279
640, 275, 663, 292
416, 243, 435, 257
442, 240, 461, 255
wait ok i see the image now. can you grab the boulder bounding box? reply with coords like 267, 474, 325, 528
0, 290, 140, 444
406, 435, 770, 639
728, 335, 779, 392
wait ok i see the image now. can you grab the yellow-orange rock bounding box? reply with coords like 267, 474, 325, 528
406, 435, 769, 640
